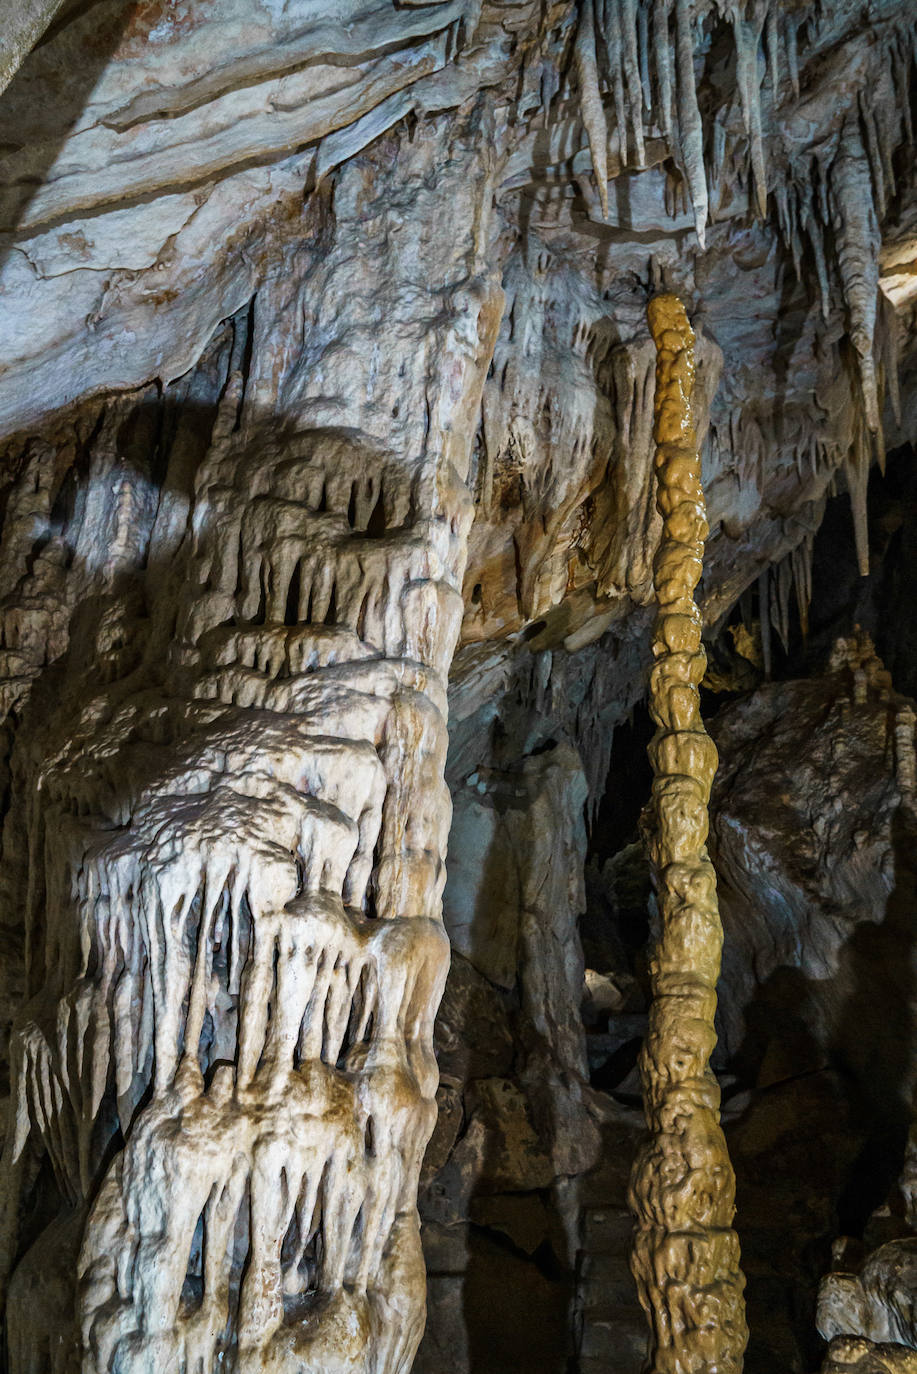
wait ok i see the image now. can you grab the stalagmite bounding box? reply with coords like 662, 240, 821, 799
628, 295, 748, 1373
895, 704, 916, 807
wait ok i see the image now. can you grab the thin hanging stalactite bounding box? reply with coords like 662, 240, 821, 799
628, 294, 748, 1374
728, 1, 768, 218
674, 0, 708, 247
832, 113, 882, 434
576, 0, 610, 218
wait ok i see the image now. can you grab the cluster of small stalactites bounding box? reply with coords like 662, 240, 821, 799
3, 670, 453, 1370
574, 2, 912, 583
0, 427, 464, 1374
628, 294, 747, 1373
175, 430, 472, 688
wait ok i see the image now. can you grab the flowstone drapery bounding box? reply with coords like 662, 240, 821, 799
0, 117, 503, 1374
628, 295, 747, 1373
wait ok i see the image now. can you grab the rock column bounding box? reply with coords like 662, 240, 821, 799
628, 294, 748, 1373
0, 119, 504, 1374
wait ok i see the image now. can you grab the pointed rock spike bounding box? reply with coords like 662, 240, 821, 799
675, 0, 707, 247
575, 0, 609, 219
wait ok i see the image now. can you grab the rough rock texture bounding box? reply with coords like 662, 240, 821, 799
0, 0, 916, 1370
0, 0, 66, 99
710, 631, 910, 1084
417, 742, 602, 1374
700, 632, 917, 1371
822, 1339, 917, 1374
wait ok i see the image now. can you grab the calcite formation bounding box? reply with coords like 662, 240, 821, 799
0, 0, 64, 98
628, 295, 746, 1372
0, 109, 504, 1373
0, 1, 916, 1371
819, 1239, 917, 1352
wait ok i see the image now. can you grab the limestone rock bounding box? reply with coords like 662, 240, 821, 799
432, 951, 515, 1084
0, 0, 917, 1369
709, 634, 910, 1087
0, 104, 505, 1374
823, 1337, 917, 1374
819, 1240, 917, 1347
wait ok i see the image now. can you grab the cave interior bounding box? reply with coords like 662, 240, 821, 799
1, 2, 917, 1373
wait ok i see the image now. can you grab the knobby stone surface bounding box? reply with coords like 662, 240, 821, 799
628, 295, 746, 1373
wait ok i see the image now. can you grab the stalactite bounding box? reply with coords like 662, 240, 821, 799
792, 534, 814, 640
652, 0, 674, 140
729, 3, 768, 218
675, 0, 708, 247
637, 1, 652, 112
804, 199, 832, 322
785, 11, 800, 97
846, 420, 872, 577
576, 0, 610, 219
621, 0, 647, 165
831, 114, 882, 434
774, 552, 792, 653
709, 115, 727, 210
758, 568, 772, 679
603, 0, 628, 170
879, 290, 903, 429
764, 4, 779, 103
628, 294, 747, 1373
860, 96, 887, 217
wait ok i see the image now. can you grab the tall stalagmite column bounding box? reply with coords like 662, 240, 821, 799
628, 295, 748, 1373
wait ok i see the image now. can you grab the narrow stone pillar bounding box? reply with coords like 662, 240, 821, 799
628, 294, 748, 1373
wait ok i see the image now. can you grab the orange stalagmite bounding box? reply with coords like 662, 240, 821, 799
627, 294, 748, 1373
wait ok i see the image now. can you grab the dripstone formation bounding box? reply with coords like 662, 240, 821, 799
0, 2, 916, 1372
0, 110, 504, 1373
628, 296, 746, 1373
